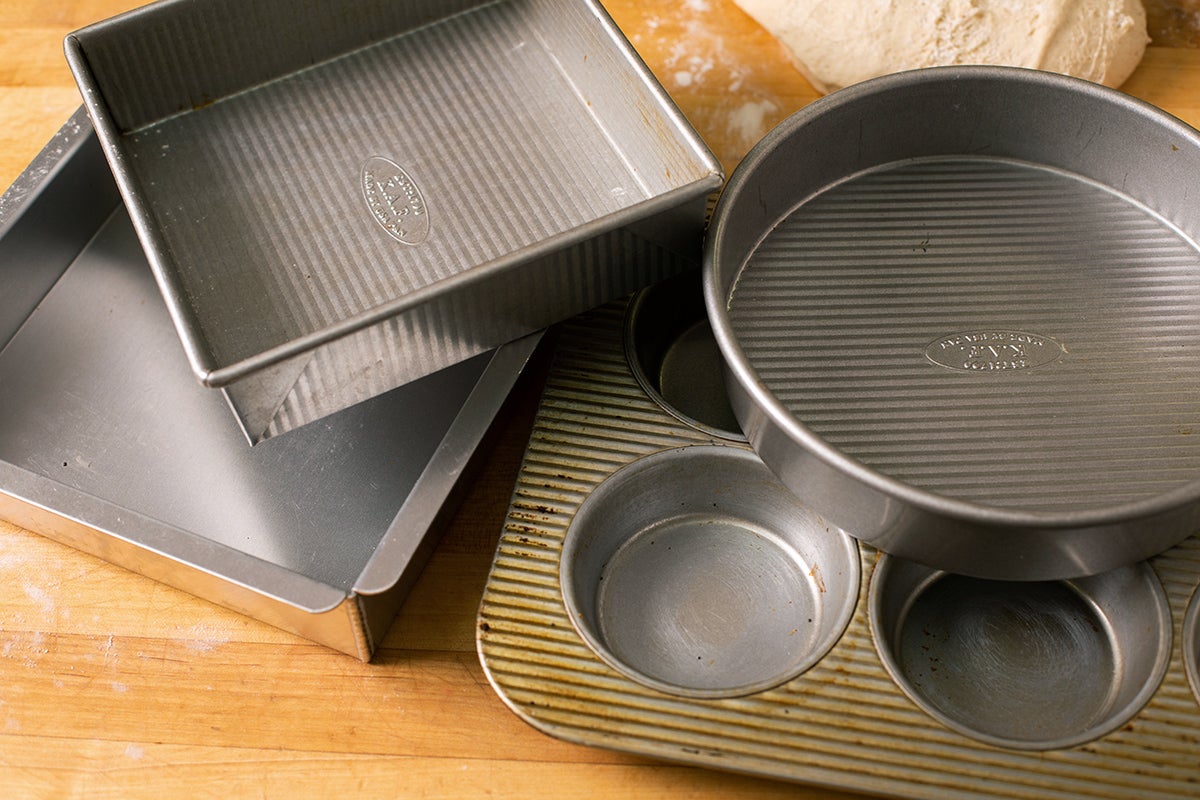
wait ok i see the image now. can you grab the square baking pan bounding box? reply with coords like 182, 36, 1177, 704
0, 110, 540, 660
65, 0, 722, 443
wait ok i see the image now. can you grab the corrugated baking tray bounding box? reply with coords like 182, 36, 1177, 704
64, 0, 722, 443
476, 294, 1200, 799
0, 110, 540, 660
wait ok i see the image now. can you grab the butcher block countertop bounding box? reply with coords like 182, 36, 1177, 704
1, 2, 1198, 798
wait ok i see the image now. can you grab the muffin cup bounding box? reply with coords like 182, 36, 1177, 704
869, 555, 1172, 750
561, 445, 859, 698
625, 271, 744, 440
1184, 584, 1200, 706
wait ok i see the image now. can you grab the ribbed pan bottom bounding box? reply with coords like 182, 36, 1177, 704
728, 156, 1200, 513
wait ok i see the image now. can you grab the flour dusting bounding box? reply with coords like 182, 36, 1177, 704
2, 630, 48, 669
650, 1, 787, 163
182, 622, 231, 652
21, 583, 55, 616
727, 100, 780, 147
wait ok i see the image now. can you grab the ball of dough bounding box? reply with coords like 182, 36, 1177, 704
733, 0, 1150, 94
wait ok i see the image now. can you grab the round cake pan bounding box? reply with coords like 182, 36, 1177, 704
869, 554, 1171, 750
625, 270, 745, 440
704, 66, 1200, 580
560, 445, 860, 698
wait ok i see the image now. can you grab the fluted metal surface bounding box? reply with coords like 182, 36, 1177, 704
67, 0, 722, 441
478, 298, 1200, 798
726, 157, 1200, 512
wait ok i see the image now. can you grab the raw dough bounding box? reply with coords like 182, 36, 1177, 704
733, 0, 1150, 93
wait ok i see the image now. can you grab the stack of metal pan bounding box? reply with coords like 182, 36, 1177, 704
477, 65, 1200, 795
0, 0, 722, 658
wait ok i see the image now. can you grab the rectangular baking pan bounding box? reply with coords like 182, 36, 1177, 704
0, 110, 540, 660
477, 297, 1200, 799
65, 0, 722, 443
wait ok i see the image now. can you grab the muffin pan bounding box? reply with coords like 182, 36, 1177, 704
478, 291, 1200, 799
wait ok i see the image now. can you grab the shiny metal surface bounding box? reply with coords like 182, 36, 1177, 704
1185, 585, 1200, 705
0, 111, 540, 659
624, 271, 743, 439
704, 66, 1200, 580
560, 445, 858, 698
478, 301, 1200, 798
869, 556, 1171, 750
65, 0, 722, 442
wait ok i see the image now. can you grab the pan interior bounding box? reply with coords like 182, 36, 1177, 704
625, 271, 743, 439
560, 445, 860, 698
870, 556, 1171, 750
896, 577, 1115, 744
727, 155, 1200, 514
596, 517, 823, 694
1185, 585, 1200, 706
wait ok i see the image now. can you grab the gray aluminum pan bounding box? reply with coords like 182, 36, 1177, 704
559, 444, 860, 699
704, 66, 1200, 580
477, 296, 1200, 799
869, 556, 1172, 751
0, 110, 540, 660
65, 0, 722, 443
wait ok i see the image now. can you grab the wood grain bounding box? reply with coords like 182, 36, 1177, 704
0, 2, 1197, 798
1145, 0, 1200, 46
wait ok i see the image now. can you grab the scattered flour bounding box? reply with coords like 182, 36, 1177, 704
182, 622, 231, 653
727, 100, 781, 148
1, 630, 49, 670
21, 583, 55, 617
0, 537, 26, 571
645, 2, 787, 160
663, 19, 737, 90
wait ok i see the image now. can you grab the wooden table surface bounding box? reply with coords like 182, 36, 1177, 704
1, 2, 1198, 798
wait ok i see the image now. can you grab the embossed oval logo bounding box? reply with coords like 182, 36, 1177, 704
361, 156, 429, 245
926, 331, 1063, 372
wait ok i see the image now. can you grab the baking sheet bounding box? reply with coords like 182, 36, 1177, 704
0, 111, 540, 659
477, 297, 1200, 799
